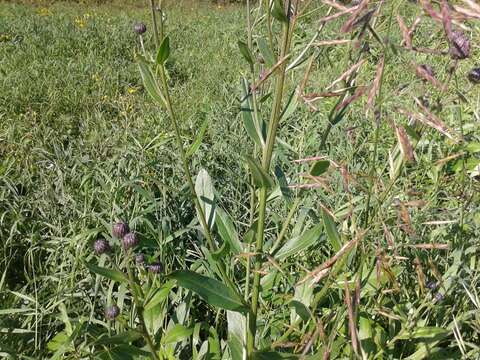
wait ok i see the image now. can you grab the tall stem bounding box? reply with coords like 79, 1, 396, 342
247, 20, 291, 356
149, 0, 160, 47
157, 64, 238, 294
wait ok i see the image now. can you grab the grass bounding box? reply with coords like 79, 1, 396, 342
1, 0, 480, 358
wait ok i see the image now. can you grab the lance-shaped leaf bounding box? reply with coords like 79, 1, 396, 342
169, 270, 248, 313
276, 224, 323, 260
322, 209, 342, 252
238, 41, 254, 65
244, 156, 274, 188
137, 56, 166, 106
156, 36, 170, 64
272, 0, 289, 23
309, 160, 330, 176
240, 78, 263, 147
195, 169, 216, 230
216, 208, 243, 255
257, 38, 276, 67
84, 261, 128, 284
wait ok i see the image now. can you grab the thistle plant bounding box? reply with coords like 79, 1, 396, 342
81, 0, 480, 358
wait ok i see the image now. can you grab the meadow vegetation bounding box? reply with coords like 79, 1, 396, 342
1, 0, 480, 358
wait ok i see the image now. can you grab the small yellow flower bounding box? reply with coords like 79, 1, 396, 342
75, 17, 87, 28
127, 87, 139, 94
0, 33, 12, 42
91, 73, 101, 82
37, 7, 50, 17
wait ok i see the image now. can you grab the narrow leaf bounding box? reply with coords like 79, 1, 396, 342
238, 41, 254, 65
169, 270, 248, 313
276, 224, 323, 260
272, 0, 289, 23
322, 209, 342, 252
309, 160, 330, 176
137, 56, 166, 106
186, 118, 209, 158
195, 169, 216, 230
84, 261, 128, 283
244, 156, 274, 189
156, 36, 170, 64
216, 208, 243, 254
162, 324, 194, 344
257, 38, 276, 67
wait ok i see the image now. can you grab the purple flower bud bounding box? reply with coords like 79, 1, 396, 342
135, 253, 145, 265
122, 232, 138, 250
104, 305, 120, 320
149, 262, 163, 274
468, 67, 480, 84
426, 281, 438, 291
94, 238, 110, 255
449, 31, 470, 60
112, 222, 129, 239
134, 22, 147, 35
434, 292, 445, 302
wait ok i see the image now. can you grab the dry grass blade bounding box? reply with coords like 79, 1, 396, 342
293, 155, 328, 163
441, 0, 454, 41
366, 56, 385, 109
463, 0, 480, 14
454, 5, 480, 19
327, 59, 365, 90
413, 98, 458, 141
397, 14, 412, 48
322, 0, 349, 12
422, 220, 456, 225
250, 55, 290, 91
299, 231, 366, 285
435, 152, 465, 165
314, 39, 352, 46
319, 7, 357, 24
420, 0, 442, 20
409, 16, 422, 37
303, 91, 344, 103
397, 200, 415, 235
341, 0, 370, 33
336, 86, 368, 112
413, 256, 426, 294
344, 281, 359, 355
414, 63, 446, 91
393, 122, 415, 163
410, 243, 450, 250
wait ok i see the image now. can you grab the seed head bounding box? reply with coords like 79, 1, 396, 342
122, 232, 139, 250
134, 22, 147, 35
94, 238, 110, 255
105, 305, 120, 320
149, 262, 163, 274
135, 253, 145, 266
112, 222, 129, 239
449, 31, 470, 60
468, 67, 480, 84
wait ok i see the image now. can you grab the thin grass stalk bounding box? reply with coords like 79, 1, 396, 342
247, 17, 292, 356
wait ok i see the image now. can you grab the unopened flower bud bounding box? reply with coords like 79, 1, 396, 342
122, 232, 138, 250
112, 222, 129, 239
468, 67, 480, 84
449, 31, 470, 60
136, 253, 145, 266
133, 22, 147, 35
149, 262, 163, 274
105, 305, 120, 320
94, 238, 110, 255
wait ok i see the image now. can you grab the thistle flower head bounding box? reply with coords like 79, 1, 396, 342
149, 262, 163, 274
104, 305, 120, 320
94, 238, 110, 255
134, 22, 147, 35
122, 232, 139, 250
449, 31, 470, 60
112, 222, 129, 239
468, 67, 480, 84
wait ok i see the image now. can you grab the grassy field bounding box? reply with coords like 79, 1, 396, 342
1, 0, 480, 358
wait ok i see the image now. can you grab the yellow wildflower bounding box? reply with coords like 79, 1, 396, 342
37, 7, 50, 17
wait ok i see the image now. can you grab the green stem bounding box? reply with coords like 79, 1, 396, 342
125, 254, 160, 360
149, 0, 160, 47
270, 197, 301, 255
157, 64, 238, 294
247, 20, 291, 356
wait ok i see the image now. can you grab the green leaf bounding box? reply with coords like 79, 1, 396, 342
465, 142, 480, 153
162, 324, 194, 344
137, 56, 166, 106
310, 160, 330, 176
156, 36, 170, 64
216, 208, 243, 255
396, 326, 449, 341
95, 331, 142, 345
238, 41, 254, 65
289, 300, 311, 322
211, 241, 230, 261
322, 209, 342, 252
280, 90, 299, 122
257, 38, 276, 67
244, 155, 274, 188
271, 0, 289, 23
144, 281, 174, 311
186, 118, 208, 158
227, 311, 246, 360
195, 169, 216, 230
275, 224, 323, 260
84, 261, 128, 283
253, 351, 298, 360
169, 270, 248, 313
240, 78, 263, 147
